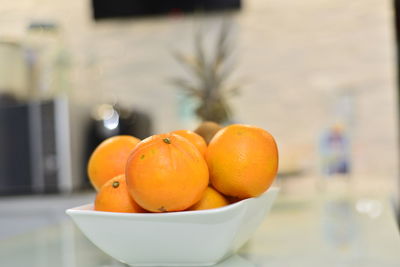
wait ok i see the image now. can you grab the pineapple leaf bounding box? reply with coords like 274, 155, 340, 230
171, 51, 207, 82
170, 19, 239, 123
169, 78, 203, 98
225, 85, 240, 97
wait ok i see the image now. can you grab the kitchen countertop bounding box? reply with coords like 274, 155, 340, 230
0, 191, 399, 267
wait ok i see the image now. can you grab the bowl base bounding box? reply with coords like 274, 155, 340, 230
127, 261, 218, 267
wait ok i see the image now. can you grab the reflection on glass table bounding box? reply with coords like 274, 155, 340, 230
0, 193, 399, 267
0, 220, 253, 267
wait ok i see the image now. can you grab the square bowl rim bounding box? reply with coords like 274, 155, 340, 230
66, 187, 279, 218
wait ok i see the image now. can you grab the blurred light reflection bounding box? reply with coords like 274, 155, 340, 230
355, 199, 383, 218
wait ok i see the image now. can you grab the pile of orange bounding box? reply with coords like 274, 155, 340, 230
87, 124, 278, 213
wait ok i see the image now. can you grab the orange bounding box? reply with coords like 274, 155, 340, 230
88, 135, 140, 191
189, 187, 229, 211
206, 124, 278, 199
94, 175, 144, 213
171, 130, 207, 157
126, 133, 209, 212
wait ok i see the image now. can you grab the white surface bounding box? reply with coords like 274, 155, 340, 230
66, 187, 279, 266
0, 192, 94, 240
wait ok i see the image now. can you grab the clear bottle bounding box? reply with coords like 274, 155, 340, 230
318, 87, 355, 197
24, 22, 70, 100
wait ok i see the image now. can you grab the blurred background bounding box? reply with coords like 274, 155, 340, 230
0, 0, 398, 239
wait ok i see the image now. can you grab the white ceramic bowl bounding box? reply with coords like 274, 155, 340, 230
66, 187, 279, 267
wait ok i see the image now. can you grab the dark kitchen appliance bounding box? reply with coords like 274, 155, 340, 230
0, 96, 72, 195
82, 104, 153, 189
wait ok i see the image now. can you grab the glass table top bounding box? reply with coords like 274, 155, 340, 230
1, 193, 399, 267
